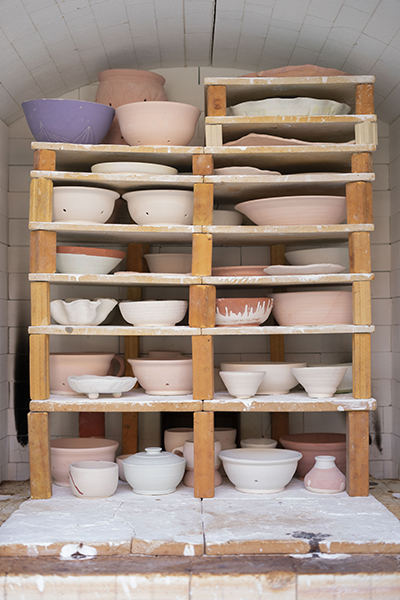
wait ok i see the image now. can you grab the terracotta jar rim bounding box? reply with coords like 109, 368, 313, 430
98, 69, 165, 85
57, 246, 125, 259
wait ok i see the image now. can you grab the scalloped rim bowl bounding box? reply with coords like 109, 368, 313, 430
50, 298, 117, 325
67, 375, 137, 399
123, 189, 194, 226
119, 300, 188, 327
52, 186, 119, 223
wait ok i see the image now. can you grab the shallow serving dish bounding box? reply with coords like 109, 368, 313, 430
91, 161, 178, 175
69, 461, 119, 498
119, 300, 188, 327
227, 97, 351, 117
284, 247, 350, 271
51, 438, 119, 486
215, 297, 273, 327
144, 253, 192, 274
56, 246, 125, 275
50, 298, 117, 325
128, 358, 193, 396
263, 264, 346, 275
50, 352, 125, 396
123, 189, 193, 226
52, 186, 119, 224
271, 291, 352, 326
67, 375, 137, 399
219, 361, 306, 395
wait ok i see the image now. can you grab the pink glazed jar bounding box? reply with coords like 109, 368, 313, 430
304, 455, 346, 494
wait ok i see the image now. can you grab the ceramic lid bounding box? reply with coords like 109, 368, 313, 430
123, 447, 185, 466
219, 448, 302, 464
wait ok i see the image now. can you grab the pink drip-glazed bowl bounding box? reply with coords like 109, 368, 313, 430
215, 297, 273, 327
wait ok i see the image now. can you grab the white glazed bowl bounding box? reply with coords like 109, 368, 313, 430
128, 358, 193, 395
144, 253, 192, 274
52, 186, 119, 223
213, 210, 243, 225
56, 246, 125, 275
292, 366, 347, 398
119, 300, 188, 327
227, 97, 351, 117
123, 447, 186, 495
69, 460, 119, 498
50, 438, 119, 486
50, 298, 117, 325
219, 370, 265, 399
284, 247, 349, 271
91, 161, 178, 175
218, 448, 302, 493
123, 189, 194, 226
219, 362, 307, 395
240, 438, 278, 449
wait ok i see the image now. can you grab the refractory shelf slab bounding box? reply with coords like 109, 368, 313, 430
28, 325, 200, 336
29, 273, 201, 286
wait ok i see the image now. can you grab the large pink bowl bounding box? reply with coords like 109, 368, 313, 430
215, 297, 273, 327
50, 352, 124, 395
235, 195, 346, 225
271, 291, 352, 325
51, 438, 119, 486
128, 358, 193, 395
279, 433, 346, 478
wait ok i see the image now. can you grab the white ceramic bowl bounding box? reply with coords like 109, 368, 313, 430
52, 186, 119, 223
219, 370, 265, 399
67, 375, 137, 399
123, 189, 194, 225
285, 247, 349, 271
50, 438, 119, 486
144, 253, 192, 274
50, 298, 117, 325
271, 291, 353, 326
240, 438, 278, 449
219, 362, 306, 395
123, 447, 186, 495
91, 161, 178, 175
56, 246, 125, 275
69, 460, 119, 498
119, 300, 188, 327
218, 448, 302, 493
307, 363, 352, 393
227, 97, 351, 117
213, 210, 243, 225
128, 358, 193, 395
291, 366, 347, 399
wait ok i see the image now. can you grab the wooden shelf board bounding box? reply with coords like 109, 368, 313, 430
204, 273, 373, 286
29, 391, 203, 412
29, 325, 199, 336
203, 391, 376, 412
29, 222, 200, 244
29, 273, 201, 286
203, 325, 374, 335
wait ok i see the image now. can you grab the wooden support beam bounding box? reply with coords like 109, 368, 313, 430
30, 231, 57, 274
349, 231, 371, 273
30, 334, 49, 400
346, 181, 373, 225
30, 282, 50, 327
189, 285, 216, 328
352, 282, 372, 325
346, 411, 370, 496
193, 183, 213, 226
192, 154, 214, 175
205, 124, 223, 146
29, 178, 53, 223
192, 335, 214, 400
194, 411, 215, 498
206, 85, 226, 117
355, 84, 374, 115
352, 333, 371, 398
271, 413, 290, 447
192, 233, 213, 276
33, 148, 56, 171
351, 152, 373, 174
28, 412, 52, 499
122, 413, 138, 455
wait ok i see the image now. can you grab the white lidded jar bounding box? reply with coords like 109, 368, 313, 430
122, 447, 186, 495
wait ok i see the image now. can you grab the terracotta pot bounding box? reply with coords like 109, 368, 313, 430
215, 297, 273, 327
279, 433, 347, 478
57, 245, 125, 258
50, 438, 119, 486
96, 69, 167, 144
50, 352, 125, 395
242, 64, 349, 78
304, 455, 346, 494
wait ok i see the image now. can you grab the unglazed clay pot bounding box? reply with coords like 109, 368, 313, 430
52, 186, 119, 224
291, 366, 347, 398
49, 352, 125, 395
215, 297, 273, 327
69, 461, 119, 498
219, 370, 265, 399
220, 362, 306, 395
164, 427, 194, 453
271, 291, 352, 326
123, 189, 194, 226
279, 433, 347, 478
304, 455, 346, 494
50, 438, 119, 486
144, 253, 192, 274
96, 69, 168, 144
128, 358, 193, 395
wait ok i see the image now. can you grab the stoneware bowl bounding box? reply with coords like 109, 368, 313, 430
212, 210, 243, 225
49, 352, 125, 395
22, 98, 115, 144
291, 366, 347, 399
215, 297, 273, 327
122, 447, 186, 495
285, 246, 349, 271
128, 358, 193, 395
116, 101, 201, 146
50, 438, 119, 486
52, 186, 120, 223
91, 161, 178, 175
68, 460, 119, 498
219, 370, 265, 399
279, 433, 347, 478
220, 362, 306, 395
234, 195, 346, 226
67, 375, 137, 399
123, 189, 194, 226
56, 246, 125, 275
240, 438, 278, 449
50, 298, 117, 325
164, 427, 194, 453
307, 363, 352, 393
119, 300, 188, 327
218, 448, 302, 494
144, 253, 192, 274
116, 454, 133, 481
271, 291, 353, 326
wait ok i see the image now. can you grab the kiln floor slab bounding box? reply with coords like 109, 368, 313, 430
1, 479, 400, 558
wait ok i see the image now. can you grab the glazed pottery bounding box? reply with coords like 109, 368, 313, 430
214, 427, 237, 449
128, 358, 193, 395
271, 291, 352, 326
144, 253, 192, 274
164, 427, 194, 453
119, 300, 188, 327
218, 448, 302, 494
304, 455, 346, 494
123, 447, 186, 495
67, 375, 137, 399
219, 370, 265, 399
91, 161, 177, 175
240, 438, 278, 449
279, 433, 347, 478
215, 297, 273, 327
50, 298, 117, 325
116, 454, 133, 481
292, 366, 347, 399
69, 461, 119, 498
220, 362, 306, 395
172, 440, 222, 488
123, 189, 194, 226
284, 247, 349, 271
227, 97, 351, 117
235, 195, 346, 226
116, 101, 201, 146
243, 64, 348, 77
49, 352, 125, 395
56, 246, 125, 275
52, 186, 119, 224
96, 69, 167, 144
50, 438, 119, 486
212, 266, 269, 277
22, 98, 115, 144
212, 210, 243, 225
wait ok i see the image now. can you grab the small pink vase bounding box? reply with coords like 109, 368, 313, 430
304, 455, 346, 494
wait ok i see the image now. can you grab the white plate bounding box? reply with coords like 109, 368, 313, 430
213, 166, 281, 175
227, 97, 351, 117
91, 161, 178, 175
224, 133, 312, 147
67, 375, 137, 399
263, 263, 346, 275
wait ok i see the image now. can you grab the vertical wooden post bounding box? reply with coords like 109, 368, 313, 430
192, 233, 213, 276
192, 154, 214, 176
29, 178, 53, 223
30, 335, 49, 400
206, 86, 227, 117
193, 183, 213, 226
194, 411, 215, 498
28, 412, 52, 499
33, 148, 56, 171
355, 84, 374, 115
346, 411, 370, 496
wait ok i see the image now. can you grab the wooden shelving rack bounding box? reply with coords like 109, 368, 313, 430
28, 74, 377, 501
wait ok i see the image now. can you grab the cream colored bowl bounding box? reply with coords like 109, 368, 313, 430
69, 461, 118, 498
144, 253, 192, 274
119, 300, 188, 327
220, 362, 306, 395
52, 186, 119, 223
123, 189, 193, 226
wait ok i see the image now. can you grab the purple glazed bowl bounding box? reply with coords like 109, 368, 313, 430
21, 98, 115, 144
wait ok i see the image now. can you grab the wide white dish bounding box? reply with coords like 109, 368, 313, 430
123, 447, 186, 495
227, 97, 351, 117
218, 448, 302, 493
123, 189, 193, 226
263, 264, 346, 275
91, 161, 178, 175
144, 253, 192, 274
52, 186, 119, 223
219, 370, 265, 399
50, 298, 117, 325
213, 166, 281, 175
292, 366, 347, 399
284, 247, 350, 271
69, 461, 119, 498
220, 361, 306, 395
213, 209, 243, 225
67, 375, 137, 399
224, 133, 311, 147
119, 300, 188, 327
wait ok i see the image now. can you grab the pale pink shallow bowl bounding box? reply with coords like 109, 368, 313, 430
215, 297, 273, 327
279, 433, 347, 478
128, 358, 193, 395
271, 291, 352, 325
49, 352, 125, 395
235, 195, 346, 226
51, 438, 119, 486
